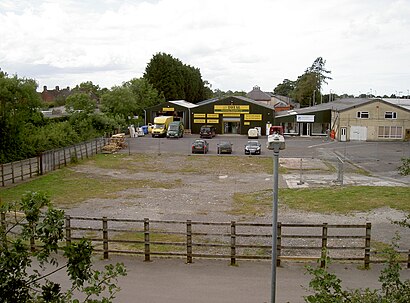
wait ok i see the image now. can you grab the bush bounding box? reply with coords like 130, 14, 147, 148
398, 158, 410, 176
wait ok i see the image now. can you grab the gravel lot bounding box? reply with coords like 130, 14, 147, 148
64, 135, 410, 252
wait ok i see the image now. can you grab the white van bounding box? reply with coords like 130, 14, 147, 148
248, 128, 259, 139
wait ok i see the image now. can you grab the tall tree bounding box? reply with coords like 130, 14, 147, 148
306, 57, 332, 93
0, 71, 43, 162
273, 79, 295, 96
100, 86, 136, 122
291, 72, 317, 107
144, 52, 209, 103
65, 93, 96, 114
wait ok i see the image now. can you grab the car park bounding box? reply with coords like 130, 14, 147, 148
191, 139, 209, 154
200, 125, 216, 138
244, 140, 261, 155
217, 141, 233, 154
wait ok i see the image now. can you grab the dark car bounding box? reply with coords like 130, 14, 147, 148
217, 141, 233, 154
200, 125, 216, 138
245, 140, 261, 155
192, 139, 209, 154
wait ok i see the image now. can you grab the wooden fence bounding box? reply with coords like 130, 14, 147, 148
0, 138, 107, 187
2, 214, 410, 268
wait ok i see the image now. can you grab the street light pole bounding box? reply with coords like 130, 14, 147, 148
271, 146, 280, 303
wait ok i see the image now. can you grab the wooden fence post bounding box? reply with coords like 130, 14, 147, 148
11, 161, 15, 184
186, 220, 192, 264
407, 249, 410, 269
103, 217, 109, 259
20, 160, 24, 181
321, 223, 328, 268
65, 215, 71, 247
85, 142, 89, 159
364, 222, 371, 269
0, 212, 5, 246
63, 148, 67, 166
38, 154, 43, 175
230, 221, 236, 266
29, 158, 32, 178
277, 222, 282, 267
52, 150, 56, 171
1, 164, 4, 187
95, 138, 98, 155
144, 218, 150, 262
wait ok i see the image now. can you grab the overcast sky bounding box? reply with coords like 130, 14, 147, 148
1, 0, 409, 97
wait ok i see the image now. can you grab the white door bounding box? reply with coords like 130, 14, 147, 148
340, 127, 347, 142
350, 126, 367, 141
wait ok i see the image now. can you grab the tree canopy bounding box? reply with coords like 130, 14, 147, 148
144, 52, 209, 103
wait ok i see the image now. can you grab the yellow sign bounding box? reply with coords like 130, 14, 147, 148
207, 113, 219, 118
223, 114, 240, 117
244, 114, 262, 121
244, 122, 250, 125
214, 105, 249, 114
162, 107, 174, 112
194, 113, 206, 118
207, 119, 219, 124
194, 119, 206, 124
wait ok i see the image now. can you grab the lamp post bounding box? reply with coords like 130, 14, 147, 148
267, 133, 285, 303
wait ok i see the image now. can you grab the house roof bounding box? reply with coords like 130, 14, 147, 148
246, 85, 271, 101
275, 98, 410, 118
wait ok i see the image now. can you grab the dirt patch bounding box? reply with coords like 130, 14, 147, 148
64, 154, 410, 249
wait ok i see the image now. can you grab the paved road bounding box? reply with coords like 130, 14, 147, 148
63, 255, 409, 303
128, 134, 410, 183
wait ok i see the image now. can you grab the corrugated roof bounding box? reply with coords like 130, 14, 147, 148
381, 98, 410, 111
246, 86, 271, 101
169, 100, 198, 109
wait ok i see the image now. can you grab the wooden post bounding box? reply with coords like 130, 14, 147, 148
20, 160, 24, 180
277, 222, 282, 267
65, 215, 71, 247
407, 249, 410, 269
186, 220, 192, 264
103, 217, 109, 259
144, 218, 150, 262
52, 150, 56, 171
29, 158, 32, 178
38, 154, 43, 175
80, 144, 84, 160
63, 147, 67, 166
364, 222, 371, 269
11, 161, 15, 184
85, 142, 89, 159
1, 212, 6, 247
230, 221, 236, 266
95, 138, 98, 155
321, 223, 328, 268
1, 164, 4, 187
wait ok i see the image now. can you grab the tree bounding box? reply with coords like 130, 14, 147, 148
100, 86, 137, 123
0, 71, 43, 163
291, 72, 318, 107
273, 79, 295, 97
144, 52, 209, 103
0, 191, 126, 303
306, 57, 332, 93
65, 93, 96, 115
123, 77, 165, 117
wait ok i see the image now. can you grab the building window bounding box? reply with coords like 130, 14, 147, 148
378, 126, 403, 139
384, 111, 397, 119
357, 111, 369, 119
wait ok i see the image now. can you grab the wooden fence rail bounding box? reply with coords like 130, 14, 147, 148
3, 214, 409, 269
0, 138, 107, 187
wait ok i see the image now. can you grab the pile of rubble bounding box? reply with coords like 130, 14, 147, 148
102, 133, 127, 153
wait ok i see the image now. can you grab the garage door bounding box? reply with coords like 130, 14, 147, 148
350, 126, 367, 141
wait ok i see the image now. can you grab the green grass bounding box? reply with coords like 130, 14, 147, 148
0, 166, 181, 207
231, 186, 410, 215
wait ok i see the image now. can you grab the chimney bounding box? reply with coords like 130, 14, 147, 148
55, 86, 60, 91
43, 86, 47, 91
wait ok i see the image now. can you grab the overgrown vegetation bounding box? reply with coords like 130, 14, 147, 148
398, 158, 410, 176
0, 191, 127, 303
305, 229, 410, 302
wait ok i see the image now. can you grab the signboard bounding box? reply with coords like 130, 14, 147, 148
296, 115, 315, 122
207, 119, 219, 124
223, 114, 240, 117
194, 113, 206, 118
162, 107, 174, 112
194, 119, 206, 124
244, 114, 262, 121
214, 105, 249, 114
207, 113, 219, 118
244, 122, 250, 125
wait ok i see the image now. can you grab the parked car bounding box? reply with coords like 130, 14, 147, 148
192, 139, 209, 154
245, 140, 261, 155
217, 141, 233, 154
247, 128, 259, 139
200, 125, 216, 138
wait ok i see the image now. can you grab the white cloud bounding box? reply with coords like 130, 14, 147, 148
0, 0, 409, 96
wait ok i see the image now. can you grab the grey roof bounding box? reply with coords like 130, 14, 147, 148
195, 96, 276, 110
169, 100, 198, 109
381, 98, 410, 111
246, 86, 271, 101
275, 98, 410, 118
